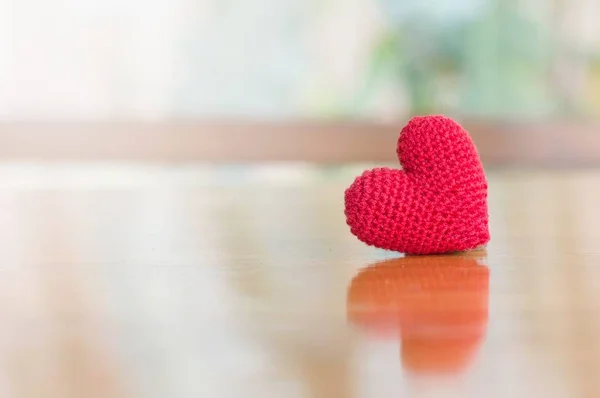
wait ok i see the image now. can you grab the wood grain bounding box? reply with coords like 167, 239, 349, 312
0, 164, 599, 397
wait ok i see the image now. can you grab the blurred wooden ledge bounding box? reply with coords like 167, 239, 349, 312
0, 120, 599, 167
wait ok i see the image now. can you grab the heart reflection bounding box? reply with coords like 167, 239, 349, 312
347, 253, 489, 375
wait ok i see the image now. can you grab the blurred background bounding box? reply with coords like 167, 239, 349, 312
2, 0, 600, 120
1, 3, 600, 398
0, 0, 599, 165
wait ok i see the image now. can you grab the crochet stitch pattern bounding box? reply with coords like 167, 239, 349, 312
344, 115, 490, 255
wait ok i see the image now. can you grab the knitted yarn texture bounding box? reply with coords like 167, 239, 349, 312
344, 115, 490, 255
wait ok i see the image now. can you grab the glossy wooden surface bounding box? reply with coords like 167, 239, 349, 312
1, 163, 600, 398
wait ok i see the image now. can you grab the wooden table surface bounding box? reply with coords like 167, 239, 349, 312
0, 162, 599, 398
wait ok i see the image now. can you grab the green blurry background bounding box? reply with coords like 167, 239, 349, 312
351, 0, 600, 119
0, 0, 598, 121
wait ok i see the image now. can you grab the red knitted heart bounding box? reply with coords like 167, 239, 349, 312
344, 115, 489, 255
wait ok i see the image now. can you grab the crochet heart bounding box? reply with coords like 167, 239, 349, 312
344, 115, 489, 255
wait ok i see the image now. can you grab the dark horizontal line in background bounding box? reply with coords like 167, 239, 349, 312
0, 120, 598, 167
